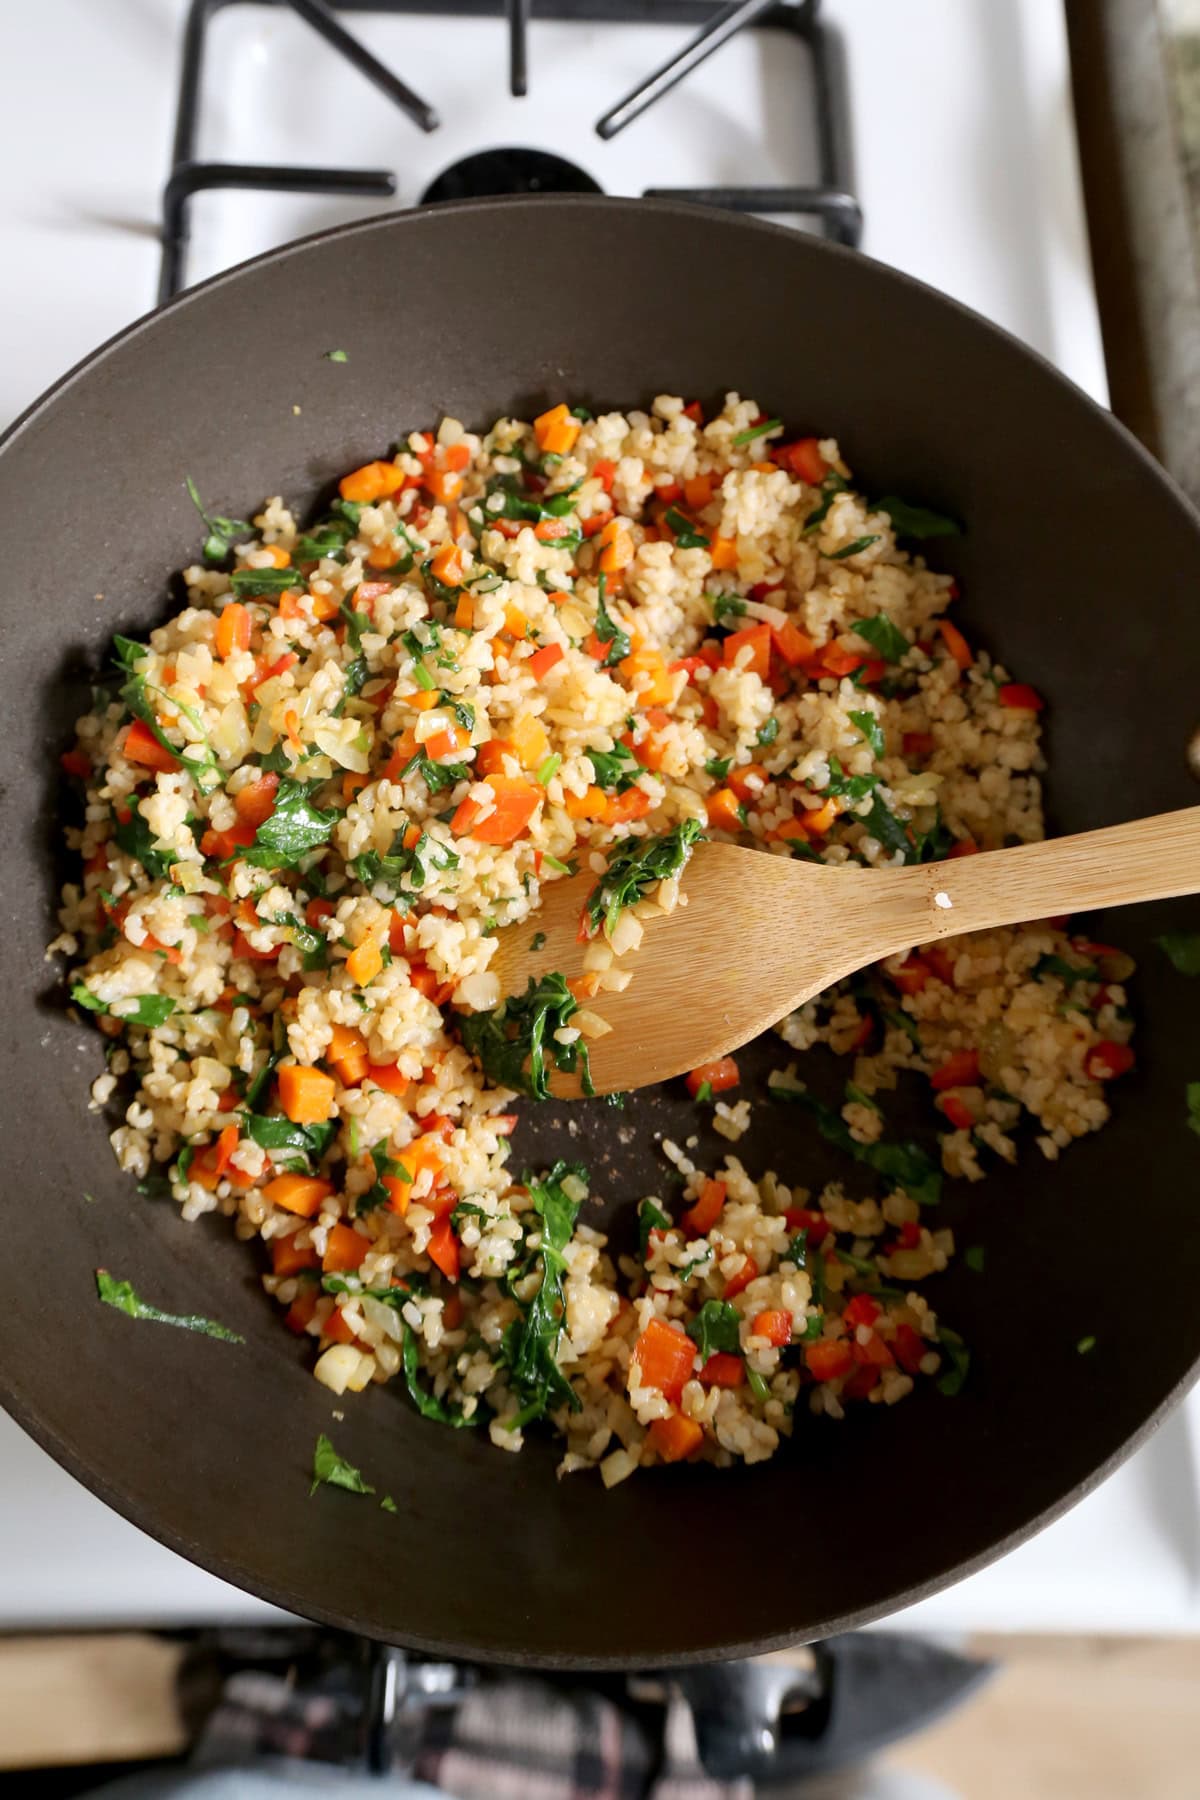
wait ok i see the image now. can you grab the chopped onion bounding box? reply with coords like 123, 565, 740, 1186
314, 1342, 362, 1395
560, 1172, 589, 1204
575, 1008, 612, 1040
582, 940, 614, 972
600, 1447, 638, 1488
608, 911, 644, 957
455, 970, 501, 1010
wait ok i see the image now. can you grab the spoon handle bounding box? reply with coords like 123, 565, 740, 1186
862, 805, 1200, 958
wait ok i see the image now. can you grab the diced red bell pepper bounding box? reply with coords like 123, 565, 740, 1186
633, 1317, 696, 1402
891, 956, 931, 995
805, 1339, 855, 1382
842, 1293, 881, 1331
842, 1364, 881, 1399
893, 1323, 928, 1374
931, 1048, 979, 1090
686, 1057, 739, 1097
852, 1330, 894, 1370
772, 438, 827, 484
894, 1220, 921, 1252
681, 1177, 727, 1238
782, 1207, 830, 1245
937, 1094, 976, 1131
427, 1216, 460, 1281
998, 682, 1044, 712
699, 1352, 745, 1389
924, 946, 958, 986
1084, 1040, 1135, 1081
722, 1254, 760, 1300
751, 1309, 792, 1347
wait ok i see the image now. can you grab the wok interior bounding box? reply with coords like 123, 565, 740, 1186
3, 199, 1200, 1665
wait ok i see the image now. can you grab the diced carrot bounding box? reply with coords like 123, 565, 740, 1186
473, 739, 510, 779
722, 622, 771, 679
200, 821, 255, 861
938, 618, 973, 671
123, 718, 181, 773
534, 402, 581, 457
527, 642, 564, 680
893, 1324, 928, 1375
264, 1174, 335, 1217
454, 591, 475, 630
285, 1288, 319, 1333
366, 1062, 410, 1097
708, 534, 738, 571
346, 932, 384, 987
427, 1216, 460, 1281
805, 1339, 855, 1381
999, 682, 1044, 712
770, 619, 815, 666
234, 772, 279, 829
592, 458, 617, 493
722, 1254, 760, 1301
272, 1235, 319, 1278
706, 787, 742, 832
802, 797, 842, 838
598, 518, 635, 573
455, 774, 542, 845
442, 1290, 465, 1331
931, 1049, 979, 1090
566, 786, 611, 822
632, 1317, 696, 1402
509, 713, 550, 770
339, 459, 405, 504
608, 786, 652, 824
727, 763, 768, 805
698, 1352, 745, 1389
567, 971, 603, 1002
773, 438, 827, 484
278, 591, 306, 622
326, 1023, 369, 1088
214, 600, 252, 660
618, 647, 674, 706
430, 542, 465, 587
322, 1222, 369, 1273
277, 1065, 337, 1124
426, 466, 464, 506
648, 1412, 705, 1463
683, 473, 714, 511
752, 1309, 793, 1347
211, 1123, 239, 1179
686, 1057, 739, 1096
681, 1177, 727, 1237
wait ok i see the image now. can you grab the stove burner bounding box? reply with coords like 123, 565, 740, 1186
419, 148, 601, 207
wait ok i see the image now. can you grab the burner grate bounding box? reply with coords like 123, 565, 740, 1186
162, 0, 861, 301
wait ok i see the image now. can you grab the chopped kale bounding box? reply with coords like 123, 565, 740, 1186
71, 985, 177, 1028
459, 972, 594, 1100
582, 818, 703, 940
402, 1326, 475, 1427
239, 1110, 336, 1173
849, 708, 884, 759
1034, 953, 1100, 986
802, 471, 848, 535
852, 612, 909, 662
756, 716, 780, 747
241, 778, 337, 868
498, 1161, 587, 1425
96, 1270, 243, 1342
705, 756, 733, 779
229, 566, 303, 598
586, 740, 641, 792
711, 592, 747, 630
357, 1142, 413, 1214
824, 754, 880, 804
664, 505, 710, 549
686, 1299, 741, 1360
114, 637, 220, 793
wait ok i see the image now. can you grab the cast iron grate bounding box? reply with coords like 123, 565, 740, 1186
161, 0, 862, 302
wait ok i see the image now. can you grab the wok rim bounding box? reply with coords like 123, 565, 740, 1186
4, 194, 1199, 1666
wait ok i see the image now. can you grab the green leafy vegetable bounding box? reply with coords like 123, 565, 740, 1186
240, 1111, 335, 1172
499, 1162, 586, 1425
1158, 932, 1200, 975
71, 985, 177, 1028
594, 573, 630, 668
294, 520, 354, 563
586, 740, 640, 792
638, 1197, 671, 1257
1187, 1082, 1200, 1137
965, 1246, 986, 1273
768, 1080, 942, 1206
380, 1495, 398, 1513
803, 471, 848, 535
529, 931, 546, 953
242, 779, 337, 869
309, 1433, 373, 1497
96, 1270, 243, 1342
664, 506, 710, 549
849, 709, 884, 759
459, 972, 594, 1100
883, 1007, 921, 1044
824, 536, 880, 561
732, 416, 782, 446
325, 348, 349, 363
746, 1365, 770, 1404
1034, 953, 1099, 986
686, 1299, 741, 1360
852, 613, 909, 662
185, 477, 250, 566
756, 716, 780, 747
705, 756, 733, 780
114, 638, 221, 792
824, 755, 880, 804
402, 1327, 474, 1427
711, 593, 747, 629
357, 1142, 412, 1214
876, 496, 961, 540
936, 1327, 970, 1397
1077, 1335, 1096, 1355
229, 567, 303, 598
583, 819, 703, 940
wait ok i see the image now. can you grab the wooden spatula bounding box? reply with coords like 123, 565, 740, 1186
488, 806, 1200, 1097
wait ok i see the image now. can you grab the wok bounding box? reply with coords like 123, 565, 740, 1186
3, 198, 1200, 1667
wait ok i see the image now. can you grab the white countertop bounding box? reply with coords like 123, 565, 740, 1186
5, 0, 1192, 1640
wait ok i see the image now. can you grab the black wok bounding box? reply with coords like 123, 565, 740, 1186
3, 198, 1199, 1667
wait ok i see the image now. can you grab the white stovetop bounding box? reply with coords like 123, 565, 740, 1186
4, 0, 1198, 1637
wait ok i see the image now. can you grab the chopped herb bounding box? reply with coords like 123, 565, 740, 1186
380, 1494, 398, 1513
604, 1091, 627, 1108
686, 1299, 741, 1360
824, 754, 880, 804
582, 818, 703, 940
570, 405, 593, 422
852, 612, 909, 662
849, 709, 884, 759
1158, 932, 1200, 975
746, 1366, 770, 1404
449, 1199, 487, 1232
936, 1327, 970, 1396
294, 520, 353, 563
711, 592, 747, 629
459, 972, 594, 1100
244, 1049, 281, 1111
704, 756, 733, 779
1077, 1334, 1096, 1355
638, 1197, 671, 1257
393, 747, 471, 796
357, 1141, 412, 1214
444, 696, 476, 732
325, 348, 349, 363
768, 1080, 942, 1206
862, 793, 916, 859
594, 573, 631, 668
665, 505, 710, 549
402, 1326, 475, 1427
95, 1270, 243, 1342
824, 535, 880, 561
498, 1161, 586, 1424
964, 1246, 986, 1273
309, 1433, 373, 1496
185, 476, 250, 566
542, 853, 576, 876
529, 931, 547, 952
241, 778, 337, 869
756, 716, 780, 747
732, 416, 782, 446
239, 1110, 336, 1173
71, 985, 177, 1028
586, 740, 640, 792
876, 495, 961, 540
802, 471, 848, 535
229, 566, 303, 598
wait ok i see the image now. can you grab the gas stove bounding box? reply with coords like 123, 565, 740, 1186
2, 0, 1197, 1641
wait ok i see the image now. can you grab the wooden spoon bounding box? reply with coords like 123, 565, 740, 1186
489, 806, 1200, 1097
